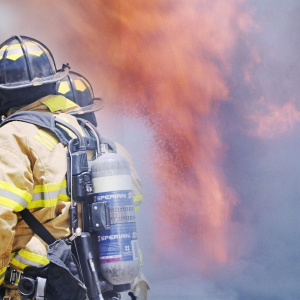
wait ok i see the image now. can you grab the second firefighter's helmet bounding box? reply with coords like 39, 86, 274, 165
0, 35, 69, 89
55, 71, 103, 126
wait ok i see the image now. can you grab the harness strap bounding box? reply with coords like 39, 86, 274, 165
19, 208, 56, 245
0, 111, 72, 146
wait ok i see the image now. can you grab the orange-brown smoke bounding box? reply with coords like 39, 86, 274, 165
95, 0, 252, 268
3, 0, 252, 270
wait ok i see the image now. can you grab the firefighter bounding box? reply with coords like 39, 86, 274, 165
55, 71, 150, 299
0, 35, 84, 300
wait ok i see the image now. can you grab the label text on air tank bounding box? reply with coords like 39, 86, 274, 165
100, 233, 131, 241
96, 193, 127, 201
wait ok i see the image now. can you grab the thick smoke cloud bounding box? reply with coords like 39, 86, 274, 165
1, 1, 300, 299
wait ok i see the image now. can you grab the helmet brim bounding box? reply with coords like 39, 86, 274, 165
69, 97, 104, 115
0, 66, 69, 90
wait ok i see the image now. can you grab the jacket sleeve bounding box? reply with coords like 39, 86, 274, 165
0, 132, 34, 284
114, 142, 143, 211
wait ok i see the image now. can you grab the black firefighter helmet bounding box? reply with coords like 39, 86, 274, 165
0, 35, 69, 115
55, 71, 103, 126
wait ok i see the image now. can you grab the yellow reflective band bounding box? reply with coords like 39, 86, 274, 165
19, 249, 49, 265
25, 41, 44, 57
27, 181, 70, 208
0, 42, 45, 61
9, 258, 27, 270
7, 53, 23, 61
59, 179, 70, 201
58, 81, 71, 95
5, 43, 23, 61
29, 50, 43, 57
42, 95, 78, 112
34, 182, 62, 194
34, 129, 59, 151
0, 45, 8, 60
27, 199, 58, 209
61, 178, 67, 188
10, 252, 16, 260
10, 249, 49, 271
0, 266, 7, 284
0, 181, 32, 212
82, 77, 91, 88
0, 181, 32, 201
134, 195, 143, 203
59, 194, 70, 202
139, 249, 143, 267
0, 45, 8, 51
74, 79, 86, 92
0, 197, 24, 212
5, 43, 22, 50
134, 195, 143, 212
6, 42, 44, 61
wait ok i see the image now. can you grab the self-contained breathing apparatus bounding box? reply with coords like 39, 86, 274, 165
0, 112, 140, 300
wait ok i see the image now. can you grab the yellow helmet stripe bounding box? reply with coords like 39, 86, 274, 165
0, 41, 45, 61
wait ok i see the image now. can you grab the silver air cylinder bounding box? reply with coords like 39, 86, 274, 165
91, 153, 140, 290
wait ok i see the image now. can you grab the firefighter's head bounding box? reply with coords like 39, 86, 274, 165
0, 35, 69, 116
55, 71, 103, 126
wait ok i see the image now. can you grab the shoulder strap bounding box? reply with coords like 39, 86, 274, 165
19, 208, 56, 245
0, 111, 72, 146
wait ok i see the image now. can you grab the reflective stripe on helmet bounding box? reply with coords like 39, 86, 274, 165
74, 79, 87, 92
57, 81, 71, 94
0, 41, 45, 61
0, 266, 6, 284
10, 249, 49, 270
0, 181, 32, 212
